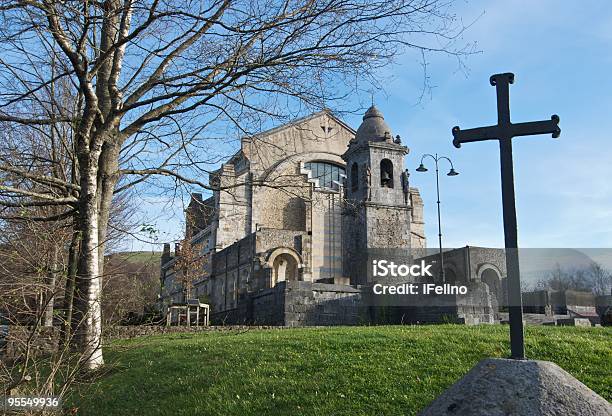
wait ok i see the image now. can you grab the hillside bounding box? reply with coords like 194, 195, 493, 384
105, 251, 162, 266
102, 251, 163, 325
69, 325, 612, 415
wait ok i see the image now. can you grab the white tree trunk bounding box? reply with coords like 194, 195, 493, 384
77, 157, 104, 370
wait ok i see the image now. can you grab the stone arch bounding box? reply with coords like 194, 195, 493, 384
444, 268, 458, 284
265, 247, 303, 287
380, 159, 394, 188
477, 264, 503, 305
476, 263, 502, 282
261, 151, 346, 183
443, 261, 460, 284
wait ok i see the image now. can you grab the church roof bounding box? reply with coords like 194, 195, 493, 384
245, 109, 355, 142
354, 105, 393, 144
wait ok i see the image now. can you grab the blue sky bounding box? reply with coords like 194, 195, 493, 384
126, 0, 612, 251
364, 0, 612, 249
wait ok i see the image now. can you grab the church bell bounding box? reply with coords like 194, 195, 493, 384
381, 171, 392, 187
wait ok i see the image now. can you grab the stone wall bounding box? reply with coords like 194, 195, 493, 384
211, 285, 287, 326
1, 325, 300, 361
283, 281, 364, 326
245, 112, 353, 177
564, 290, 596, 308
341, 202, 367, 285
214, 163, 251, 250
342, 203, 413, 286
193, 228, 313, 318
523, 290, 552, 315
456, 281, 498, 324
409, 187, 427, 257
255, 174, 309, 231
365, 204, 412, 249
523, 289, 598, 314
361, 279, 497, 325
0, 327, 57, 363
104, 324, 292, 339
255, 228, 307, 254
251, 286, 286, 325
211, 280, 497, 327
211, 281, 365, 326
205, 233, 256, 312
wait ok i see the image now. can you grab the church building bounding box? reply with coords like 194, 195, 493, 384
159, 107, 505, 325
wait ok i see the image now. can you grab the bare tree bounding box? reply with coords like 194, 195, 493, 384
587, 262, 612, 296
0, 189, 142, 403
0, 0, 472, 369
0, 214, 80, 399
537, 262, 612, 296
174, 231, 208, 303
102, 252, 161, 326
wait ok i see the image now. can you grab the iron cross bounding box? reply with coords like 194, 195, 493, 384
452, 72, 560, 360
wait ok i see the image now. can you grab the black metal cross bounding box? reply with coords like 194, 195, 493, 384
452, 72, 560, 360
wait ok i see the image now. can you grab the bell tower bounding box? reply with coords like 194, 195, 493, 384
342, 106, 413, 285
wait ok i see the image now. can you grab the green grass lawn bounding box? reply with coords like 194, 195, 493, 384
70, 325, 612, 415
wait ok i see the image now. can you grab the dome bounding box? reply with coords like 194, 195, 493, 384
354, 105, 393, 143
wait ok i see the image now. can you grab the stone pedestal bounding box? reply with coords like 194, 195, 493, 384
419, 358, 612, 416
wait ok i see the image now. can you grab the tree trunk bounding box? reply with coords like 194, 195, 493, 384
43, 245, 58, 327
96, 142, 120, 279
60, 226, 80, 349
73, 152, 104, 370
69, 135, 119, 371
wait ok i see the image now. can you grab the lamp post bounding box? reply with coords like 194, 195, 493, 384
416, 154, 459, 282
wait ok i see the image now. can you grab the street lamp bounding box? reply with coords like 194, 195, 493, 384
416, 154, 459, 282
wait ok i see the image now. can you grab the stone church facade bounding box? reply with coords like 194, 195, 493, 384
160, 107, 506, 325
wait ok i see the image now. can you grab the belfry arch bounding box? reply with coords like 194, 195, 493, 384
380, 158, 394, 188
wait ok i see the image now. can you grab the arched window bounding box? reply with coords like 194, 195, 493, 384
304, 161, 345, 189
380, 159, 394, 188
350, 163, 359, 191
